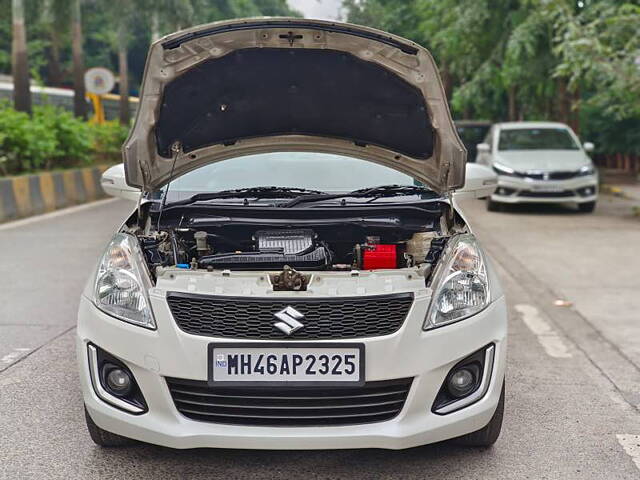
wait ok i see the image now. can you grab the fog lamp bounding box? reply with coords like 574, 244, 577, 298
105, 367, 132, 396
447, 368, 476, 398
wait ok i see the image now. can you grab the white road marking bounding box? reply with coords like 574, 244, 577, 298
0, 376, 22, 387
616, 434, 640, 471
0, 198, 119, 231
515, 304, 572, 358
0, 347, 31, 365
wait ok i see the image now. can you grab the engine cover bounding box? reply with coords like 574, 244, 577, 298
255, 229, 314, 255
198, 229, 332, 270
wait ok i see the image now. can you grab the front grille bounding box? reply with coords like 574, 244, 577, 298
167, 292, 413, 339
549, 171, 579, 180
518, 190, 575, 198
518, 172, 544, 180
166, 377, 413, 426
516, 171, 578, 180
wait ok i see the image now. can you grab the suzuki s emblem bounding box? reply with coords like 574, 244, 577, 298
273, 306, 305, 336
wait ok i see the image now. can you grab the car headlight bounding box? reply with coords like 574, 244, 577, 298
492, 163, 517, 176
578, 165, 596, 176
94, 233, 156, 329
424, 234, 490, 330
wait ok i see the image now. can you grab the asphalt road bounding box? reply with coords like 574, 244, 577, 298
1, 196, 640, 479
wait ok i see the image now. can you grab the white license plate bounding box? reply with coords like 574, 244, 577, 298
531, 185, 564, 192
209, 343, 364, 385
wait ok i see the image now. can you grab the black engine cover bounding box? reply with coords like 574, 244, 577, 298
198, 246, 331, 270
198, 229, 331, 270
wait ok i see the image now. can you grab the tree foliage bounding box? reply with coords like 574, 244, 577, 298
1, 0, 299, 94
0, 100, 135, 174
344, 0, 640, 154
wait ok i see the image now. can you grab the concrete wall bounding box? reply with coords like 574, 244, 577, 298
0, 166, 109, 223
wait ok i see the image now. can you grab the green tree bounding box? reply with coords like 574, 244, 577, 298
71, 0, 87, 118
11, 0, 31, 114
344, 0, 640, 152
551, 1, 640, 121
112, 0, 134, 124
40, 0, 71, 87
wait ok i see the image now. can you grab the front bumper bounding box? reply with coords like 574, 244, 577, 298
491, 174, 598, 204
77, 293, 507, 450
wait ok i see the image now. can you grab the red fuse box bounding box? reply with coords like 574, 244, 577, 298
362, 244, 397, 270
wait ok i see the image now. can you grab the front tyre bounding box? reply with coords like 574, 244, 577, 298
452, 381, 505, 447
486, 197, 504, 212
84, 406, 135, 447
578, 201, 596, 213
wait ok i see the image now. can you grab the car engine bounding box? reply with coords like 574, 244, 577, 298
132, 202, 450, 281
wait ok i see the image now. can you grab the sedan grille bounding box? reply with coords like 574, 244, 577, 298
548, 171, 579, 180
517, 171, 578, 180
165, 377, 413, 426
166, 292, 413, 340
518, 190, 575, 198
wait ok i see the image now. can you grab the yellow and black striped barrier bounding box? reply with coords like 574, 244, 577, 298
0, 166, 110, 223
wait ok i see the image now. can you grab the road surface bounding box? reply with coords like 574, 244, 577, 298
1, 196, 639, 479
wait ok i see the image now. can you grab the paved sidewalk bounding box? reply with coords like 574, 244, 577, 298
600, 169, 640, 203
601, 183, 640, 202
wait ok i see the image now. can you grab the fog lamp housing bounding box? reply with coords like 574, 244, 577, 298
432, 344, 495, 415
87, 344, 147, 414
496, 187, 515, 196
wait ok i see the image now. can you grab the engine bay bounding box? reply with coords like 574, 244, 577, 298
129, 201, 452, 285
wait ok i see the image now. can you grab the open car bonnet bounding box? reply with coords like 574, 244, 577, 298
123, 18, 466, 195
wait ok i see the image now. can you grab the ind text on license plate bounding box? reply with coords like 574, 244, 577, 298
209, 343, 364, 386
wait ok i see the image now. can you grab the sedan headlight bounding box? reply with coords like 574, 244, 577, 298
424, 234, 490, 330
94, 233, 156, 329
492, 163, 517, 176
578, 165, 596, 176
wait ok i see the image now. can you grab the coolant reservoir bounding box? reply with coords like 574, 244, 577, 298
406, 232, 439, 264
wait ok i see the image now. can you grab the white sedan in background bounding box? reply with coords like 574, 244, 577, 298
476, 122, 598, 212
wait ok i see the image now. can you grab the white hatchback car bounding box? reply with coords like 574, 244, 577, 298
78, 18, 507, 450
477, 122, 598, 212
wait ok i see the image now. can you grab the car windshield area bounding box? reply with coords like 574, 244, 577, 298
498, 128, 579, 151
160, 152, 422, 203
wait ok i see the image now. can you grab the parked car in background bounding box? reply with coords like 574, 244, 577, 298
455, 121, 492, 163
476, 122, 598, 212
